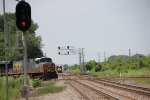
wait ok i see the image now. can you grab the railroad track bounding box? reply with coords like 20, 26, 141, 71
77, 76, 150, 99
91, 79, 150, 97
68, 79, 118, 100
68, 80, 91, 100
76, 75, 150, 95
111, 77, 150, 80
60, 73, 150, 99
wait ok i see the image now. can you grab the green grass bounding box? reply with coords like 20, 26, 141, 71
123, 68, 150, 77
135, 80, 150, 84
31, 80, 66, 97
69, 68, 150, 78
88, 70, 118, 77
0, 76, 24, 100
69, 68, 81, 74
32, 86, 66, 96
0, 77, 66, 99
90, 68, 150, 78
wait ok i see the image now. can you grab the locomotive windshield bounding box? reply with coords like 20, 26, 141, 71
40, 58, 52, 63
35, 57, 52, 64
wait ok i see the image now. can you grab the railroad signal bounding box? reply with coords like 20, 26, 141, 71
58, 52, 60, 55
16, 1, 31, 31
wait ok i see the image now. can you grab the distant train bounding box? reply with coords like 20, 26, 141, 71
56, 65, 63, 73
0, 57, 58, 79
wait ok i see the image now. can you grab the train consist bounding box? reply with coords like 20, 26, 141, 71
0, 57, 58, 79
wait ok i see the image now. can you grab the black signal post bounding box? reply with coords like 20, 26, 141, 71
16, 1, 31, 100
16, 1, 31, 31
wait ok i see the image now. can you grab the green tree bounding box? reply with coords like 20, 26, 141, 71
85, 64, 92, 71
95, 63, 102, 72
143, 55, 150, 68
63, 64, 69, 71
0, 13, 43, 60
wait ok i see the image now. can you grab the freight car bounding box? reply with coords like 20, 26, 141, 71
0, 57, 58, 79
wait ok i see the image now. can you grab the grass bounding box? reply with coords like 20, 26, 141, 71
69, 68, 150, 78
31, 80, 66, 97
88, 70, 119, 77
0, 77, 66, 99
69, 68, 81, 74
0, 76, 24, 100
32, 85, 66, 96
135, 80, 150, 84
123, 68, 150, 77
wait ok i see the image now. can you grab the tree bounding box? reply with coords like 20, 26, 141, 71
26, 34, 43, 58
85, 64, 92, 71
95, 63, 102, 72
63, 64, 69, 71
0, 13, 43, 60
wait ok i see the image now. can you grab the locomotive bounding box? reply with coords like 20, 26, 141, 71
56, 65, 63, 73
0, 57, 58, 79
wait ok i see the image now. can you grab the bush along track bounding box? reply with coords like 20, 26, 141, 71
31, 80, 66, 97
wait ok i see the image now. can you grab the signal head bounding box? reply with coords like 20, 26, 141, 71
16, 1, 31, 31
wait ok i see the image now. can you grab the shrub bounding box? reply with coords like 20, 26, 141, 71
85, 64, 92, 71
32, 79, 41, 88
31, 81, 66, 96
95, 63, 102, 72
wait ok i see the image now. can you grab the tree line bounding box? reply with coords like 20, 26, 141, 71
70, 54, 150, 72
0, 13, 43, 61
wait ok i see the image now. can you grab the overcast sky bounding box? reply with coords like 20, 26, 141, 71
0, 0, 150, 65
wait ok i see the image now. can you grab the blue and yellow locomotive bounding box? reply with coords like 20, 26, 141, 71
0, 57, 58, 79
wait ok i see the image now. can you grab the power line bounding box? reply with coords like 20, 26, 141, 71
97, 52, 101, 63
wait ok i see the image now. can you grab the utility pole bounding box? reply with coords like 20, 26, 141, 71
79, 48, 82, 65
3, 0, 9, 99
104, 52, 106, 62
8, 25, 11, 49
97, 52, 101, 63
82, 48, 85, 64
81, 48, 86, 74
129, 49, 131, 57
16, 29, 19, 48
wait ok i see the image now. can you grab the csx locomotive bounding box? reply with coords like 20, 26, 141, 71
0, 57, 58, 79
56, 65, 63, 73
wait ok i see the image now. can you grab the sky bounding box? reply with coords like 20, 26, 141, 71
0, 0, 150, 65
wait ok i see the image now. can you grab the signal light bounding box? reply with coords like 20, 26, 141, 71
16, 1, 31, 31
21, 21, 27, 27
67, 46, 69, 49
58, 52, 60, 55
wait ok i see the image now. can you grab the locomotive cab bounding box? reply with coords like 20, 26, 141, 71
34, 57, 58, 79
57, 65, 63, 73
